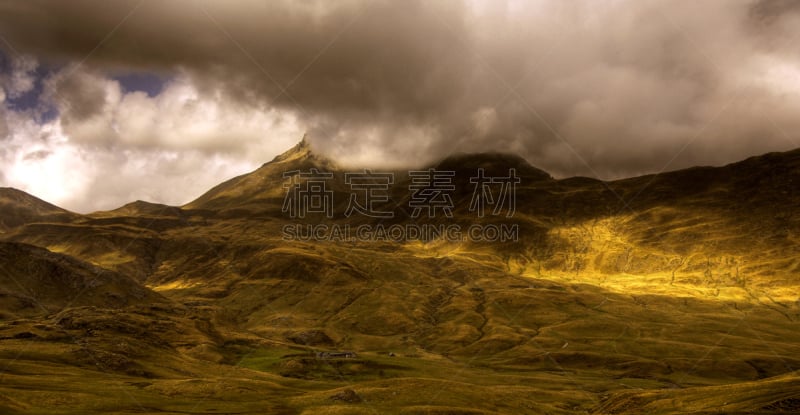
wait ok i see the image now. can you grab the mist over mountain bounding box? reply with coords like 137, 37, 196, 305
4, 0, 800, 212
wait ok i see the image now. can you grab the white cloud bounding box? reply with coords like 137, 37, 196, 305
0, 67, 305, 213
47, 68, 303, 157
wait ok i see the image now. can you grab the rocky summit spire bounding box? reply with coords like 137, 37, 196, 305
183, 135, 337, 210
270, 134, 313, 164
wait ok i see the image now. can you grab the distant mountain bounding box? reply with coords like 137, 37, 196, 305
0, 187, 80, 232
5, 140, 800, 282
7, 140, 800, 284
434, 152, 552, 182
2, 139, 800, 414
91, 200, 185, 218
184, 137, 338, 213
184, 138, 555, 220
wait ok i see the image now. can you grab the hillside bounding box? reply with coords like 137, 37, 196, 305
0, 140, 799, 414
0, 241, 166, 318
0, 187, 80, 232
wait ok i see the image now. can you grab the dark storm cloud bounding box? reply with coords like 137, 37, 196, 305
50, 70, 109, 122
0, 0, 799, 179
749, 0, 800, 23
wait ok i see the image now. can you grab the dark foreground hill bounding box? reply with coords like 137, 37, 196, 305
0, 139, 799, 414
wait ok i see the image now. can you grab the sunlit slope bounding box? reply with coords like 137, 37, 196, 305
6, 142, 800, 296
183, 137, 340, 214
1, 142, 800, 413
507, 152, 800, 299
595, 371, 800, 414
147, 230, 800, 369
2, 228, 796, 413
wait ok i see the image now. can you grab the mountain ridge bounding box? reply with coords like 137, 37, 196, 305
0, 187, 80, 232
4, 141, 799, 217
1, 140, 800, 414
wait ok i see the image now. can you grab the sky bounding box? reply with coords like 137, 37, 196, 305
1, 0, 799, 213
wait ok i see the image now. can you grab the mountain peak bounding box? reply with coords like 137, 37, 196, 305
183, 135, 337, 210
185, 140, 556, 212
269, 134, 312, 163
434, 152, 552, 182
261, 135, 338, 173
0, 187, 78, 231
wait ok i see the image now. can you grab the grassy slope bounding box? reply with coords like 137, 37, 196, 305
1, 146, 799, 413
